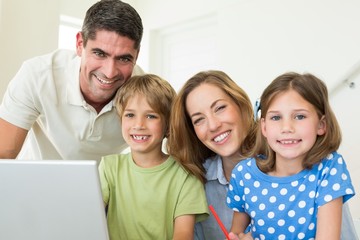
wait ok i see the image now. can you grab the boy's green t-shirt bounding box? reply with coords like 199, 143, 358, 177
99, 153, 209, 240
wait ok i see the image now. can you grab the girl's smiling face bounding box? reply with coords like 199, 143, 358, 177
261, 89, 326, 165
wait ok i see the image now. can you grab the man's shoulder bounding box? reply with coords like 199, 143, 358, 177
24, 49, 78, 70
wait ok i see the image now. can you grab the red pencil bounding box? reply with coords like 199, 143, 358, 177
209, 205, 230, 240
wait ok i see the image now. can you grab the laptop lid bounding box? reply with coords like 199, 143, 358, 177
0, 160, 109, 240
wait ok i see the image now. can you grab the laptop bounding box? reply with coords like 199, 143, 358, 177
0, 160, 109, 240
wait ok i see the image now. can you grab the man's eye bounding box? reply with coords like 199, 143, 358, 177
94, 51, 105, 57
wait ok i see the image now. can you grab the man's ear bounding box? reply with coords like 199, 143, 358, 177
317, 116, 326, 136
75, 32, 84, 57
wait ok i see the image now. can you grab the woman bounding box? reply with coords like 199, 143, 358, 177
167, 70, 358, 240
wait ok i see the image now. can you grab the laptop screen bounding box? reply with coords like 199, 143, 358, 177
0, 160, 109, 240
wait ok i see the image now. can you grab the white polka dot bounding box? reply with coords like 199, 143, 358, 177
259, 203, 266, 210
254, 181, 260, 187
280, 188, 287, 195
228, 185, 233, 191
289, 195, 296, 202
308, 207, 314, 215
298, 201, 306, 208
309, 191, 315, 198
260, 234, 265, 240
268, 212, 275, 219
234, 195, 240, 201
272, 183, 279, 188
288, 210, 295, 217
321, 180, 328, 187
288, 225, 295, 232
337, 156, 343, 164
278, 219, 285, 226
245, 203, 249, 209
240, 180, 244, 186
318, 162, 323, 171
237, 165, 243, 171
333, 183, 340, 191
226, 197, 230, 204
244, 173, 251, 180
244, 187, 250, 194
278, 204, 285, 211
326, 153, 333, 159
308, 222, 315, 230
298, 217, 306, 224
308, 174, 316, 182
268, 227, 275, 234
278, 234, 286, 240
251, 196, 258, 202
346, 188, 354, 194
342, 173, 348, 181
298, 232, 305, 239
262, 189, 268, 195
247, 160, 252, 166
250, 211, 256, 217
269, 196, 277, 203
330, 168, 337, 175
258, 219, 265, 226
291, 181, 299, 187
323, 167, 329, 175
298, 184, 306, 192
324, 195, 333, 202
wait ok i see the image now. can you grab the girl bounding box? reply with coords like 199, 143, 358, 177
227, 72, 355, 240
98, 74, 208, 240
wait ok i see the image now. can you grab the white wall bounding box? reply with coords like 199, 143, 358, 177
1, 0, 359, 219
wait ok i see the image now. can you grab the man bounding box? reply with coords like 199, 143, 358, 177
0, 0, 143, 161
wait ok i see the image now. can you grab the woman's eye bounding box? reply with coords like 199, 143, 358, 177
215, 105, 226, 112
193, 117, 204, 126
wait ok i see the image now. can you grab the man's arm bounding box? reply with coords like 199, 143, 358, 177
0, 118, 28, 159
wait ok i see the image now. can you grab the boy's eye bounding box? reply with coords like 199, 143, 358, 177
147, 114, 158, 119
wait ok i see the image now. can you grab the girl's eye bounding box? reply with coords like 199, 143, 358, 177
295, 114, 306, 120
270, 115, 281, 121
124, 113, 134, 118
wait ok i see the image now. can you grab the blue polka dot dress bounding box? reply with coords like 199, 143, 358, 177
226, 151, 355, 240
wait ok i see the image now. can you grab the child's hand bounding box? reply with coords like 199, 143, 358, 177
228, 232, 253, 240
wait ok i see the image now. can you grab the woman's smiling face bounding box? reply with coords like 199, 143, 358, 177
186, 83, 245, 159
